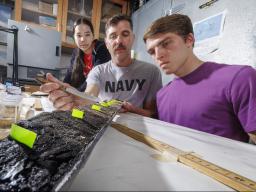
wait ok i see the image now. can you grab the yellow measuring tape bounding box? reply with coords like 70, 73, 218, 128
111, 123, 256, 192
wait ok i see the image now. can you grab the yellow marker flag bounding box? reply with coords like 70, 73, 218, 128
91, 104, 101, 111
100, 101, 109, 107
10, 124, 37, 149
107, 99, 120, 106
72, 109, 84, 119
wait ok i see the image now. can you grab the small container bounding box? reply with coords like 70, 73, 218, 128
0, 93, 22, 128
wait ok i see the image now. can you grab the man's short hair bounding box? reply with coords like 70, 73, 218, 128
143, 14, 193, 42
105, 14, 133, 33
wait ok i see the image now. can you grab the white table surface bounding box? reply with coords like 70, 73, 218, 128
67, 113, 256, 191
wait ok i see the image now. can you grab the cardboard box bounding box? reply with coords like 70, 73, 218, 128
38, 1, 53, 15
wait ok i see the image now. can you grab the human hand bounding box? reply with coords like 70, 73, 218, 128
40, 73, 66, 93
121, 100, 155, 117
121, 101, 137, 113
40, 73, 81, 111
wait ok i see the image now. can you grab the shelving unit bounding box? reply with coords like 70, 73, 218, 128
61, 0, 94, 47
22, 7, 56, 17
98, 0, 127, 40
13, 0, 129, 49
14, 0, 62, 31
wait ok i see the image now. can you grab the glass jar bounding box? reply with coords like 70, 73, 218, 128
0, 93, 22, 128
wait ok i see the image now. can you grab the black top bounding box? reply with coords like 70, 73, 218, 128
63, 40, 111, 91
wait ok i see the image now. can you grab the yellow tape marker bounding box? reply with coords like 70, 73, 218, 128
91, 104, 101, 111
107, 99, 121, 106
72, 108, 84, 119
10, 124, 37, 149
100, 101, 109, 107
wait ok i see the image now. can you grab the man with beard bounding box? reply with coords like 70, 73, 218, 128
41, 14, 162, 117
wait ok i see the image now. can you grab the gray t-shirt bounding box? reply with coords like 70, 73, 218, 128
86, 60, 162, 108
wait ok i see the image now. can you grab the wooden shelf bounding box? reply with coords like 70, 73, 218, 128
17, 20, 56, 30
15, 0, 129, 50
22, 7, 57, 18
67, 10, 91, 19
61, 42, 76, 54
62, 41, 76, 49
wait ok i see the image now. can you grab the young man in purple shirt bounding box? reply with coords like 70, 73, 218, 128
143, 14, 256, 143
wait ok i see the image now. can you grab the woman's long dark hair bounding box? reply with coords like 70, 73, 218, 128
71, 17, 94, 88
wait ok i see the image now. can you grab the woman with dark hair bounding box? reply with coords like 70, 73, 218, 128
63, 17, 111, 91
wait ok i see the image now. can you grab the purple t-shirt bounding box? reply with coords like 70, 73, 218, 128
157, 62, 256, 142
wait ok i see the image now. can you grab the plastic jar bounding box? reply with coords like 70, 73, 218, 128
0, 93, 22, 128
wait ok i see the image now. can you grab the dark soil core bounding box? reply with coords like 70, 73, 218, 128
0, 103, 121, 191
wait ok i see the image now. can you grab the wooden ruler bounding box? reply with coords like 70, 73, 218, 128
111, 123, 256, 191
